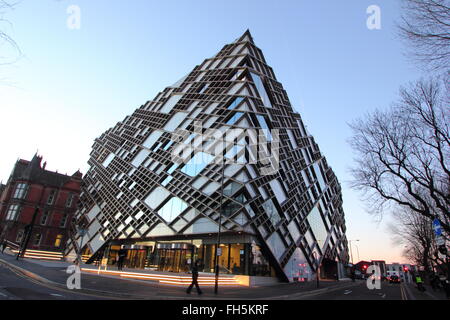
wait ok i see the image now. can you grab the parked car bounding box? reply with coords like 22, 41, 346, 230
389, 275, 401, 284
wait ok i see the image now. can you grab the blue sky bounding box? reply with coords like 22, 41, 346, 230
0, 0, 423, 263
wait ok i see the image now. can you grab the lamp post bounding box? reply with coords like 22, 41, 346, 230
17, 185, 46, 260
214, 141, 227, 295
76, 226, 87, 266
348, 239, 360, 264
312, 251, 320, 288
354, 243, 360, 263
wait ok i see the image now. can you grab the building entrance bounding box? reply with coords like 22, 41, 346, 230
153, 243, 194, 273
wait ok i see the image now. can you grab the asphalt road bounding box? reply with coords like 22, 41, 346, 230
300, 280, 404, 300
0, 263, 103, 300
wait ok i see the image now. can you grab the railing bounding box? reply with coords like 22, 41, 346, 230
5, 240, 20, 250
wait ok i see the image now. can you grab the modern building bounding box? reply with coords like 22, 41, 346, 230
0, 154, 82, 253
66, 31, 349, 282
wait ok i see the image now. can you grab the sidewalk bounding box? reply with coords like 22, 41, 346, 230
403, 281, 449, 300
0, 250, 358, 300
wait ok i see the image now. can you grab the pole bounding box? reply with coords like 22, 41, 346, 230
355, 244, 360, 263
77, 233, 84, 266
17, 185, 46, 260
349, 241, 354, 265
313, 252, 320, 288
214, 144, 226, 295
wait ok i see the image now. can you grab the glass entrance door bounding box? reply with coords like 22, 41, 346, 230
157, 248, 192, 273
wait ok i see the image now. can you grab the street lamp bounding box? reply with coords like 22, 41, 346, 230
76, 226, 88, 266
17, 185, 46, 260
312, 251, 320, 288
348, 239, 360, 264
354, 243, 360, 263
214, 142, 227, 295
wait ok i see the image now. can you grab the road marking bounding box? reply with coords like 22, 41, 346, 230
0, 292, 7, 298
343, 290, 352, 295
50, 293, 63, 297
400, 285, 408, 300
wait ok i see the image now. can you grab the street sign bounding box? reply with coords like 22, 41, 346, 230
217, 248, 222, 256
433, 218, 442, 237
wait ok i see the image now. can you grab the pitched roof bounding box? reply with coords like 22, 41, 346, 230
10, 154, 81, 188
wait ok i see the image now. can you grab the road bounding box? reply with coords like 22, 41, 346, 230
0, 263, 103, 300
299, 280, 405, 300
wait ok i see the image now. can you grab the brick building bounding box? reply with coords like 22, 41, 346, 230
0, 154, 82, 252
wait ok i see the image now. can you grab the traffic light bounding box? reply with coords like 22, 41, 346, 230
363, 264, 368, 270
403, 266, 409, 273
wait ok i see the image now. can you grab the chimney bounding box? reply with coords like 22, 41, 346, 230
43, 161, 47, 171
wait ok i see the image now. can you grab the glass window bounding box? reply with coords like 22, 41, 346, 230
102, 153, 115, 167
256, 115, 272, 142
262, 199, 281, 227
229, 244, 245, 275
13, 183, 28, 199
158, 197, 188, 222
163, 112, 188, 132
131, 149, 150, 168
226, 112, 244, 126
180, 152, 214, 177
16, 230, 24, 243
250, 72, 273, 108
307, 205, 328, 249
233, 193, 247, 204
227, 97, 244, 110
266, 232, 286, 260
144, 186, 171, 210
54, 234, 63, 247
160, 95, 183, 114
198, 83, 209, 94
66, 193, 75, 208
40, 211, 50, 225
223, 182, 243, 197
142, 130, 163, 149
34, 233, 42, 246
222, 200, 241, 217
250, 242, 272, 277
60, 213, 68, 228
47, 190, 57, 205
6, 204, 21, 221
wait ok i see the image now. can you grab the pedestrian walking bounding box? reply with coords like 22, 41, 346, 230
186, 260, 202, 295
117, 248, 127, 271
1, 239, 7, 254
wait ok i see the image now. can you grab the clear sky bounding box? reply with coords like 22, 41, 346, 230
0, 0, 423, 264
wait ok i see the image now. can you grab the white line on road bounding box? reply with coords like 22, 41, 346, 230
50, 293, 63, 297
343, 290, 352, 295
0, 292, 7, 298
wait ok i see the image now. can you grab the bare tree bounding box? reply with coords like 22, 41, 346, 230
0, 0, 20, 66
389, 206, 447, 275
349, 77, 450, 233
398, 0, 450, 72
